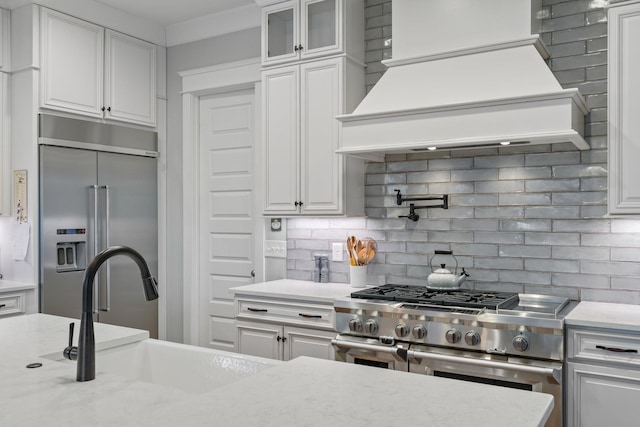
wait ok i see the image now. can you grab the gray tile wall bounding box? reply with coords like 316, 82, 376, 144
287, 0, 640, 304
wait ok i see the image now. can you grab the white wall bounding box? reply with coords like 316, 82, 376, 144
165, 28, 260, 343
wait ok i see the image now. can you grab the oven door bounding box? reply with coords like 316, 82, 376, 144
332, 334, 409, 371
408, 345, 562, 427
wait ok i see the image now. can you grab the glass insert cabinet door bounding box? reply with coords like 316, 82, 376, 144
263, 0, 339, 64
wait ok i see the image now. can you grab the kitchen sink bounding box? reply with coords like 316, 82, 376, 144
48, 338, 280, 393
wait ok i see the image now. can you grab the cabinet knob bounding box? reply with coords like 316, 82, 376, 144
101, 106, 105, 112
107, 106, 111, 112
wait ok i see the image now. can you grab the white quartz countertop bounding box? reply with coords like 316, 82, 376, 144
230, 279, 360, 303
566, 301, 640, 331
0, 279, 36, 293
0, 314, 553, 426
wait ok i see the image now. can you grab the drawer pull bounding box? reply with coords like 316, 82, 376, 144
0, 304, 5, 309
298, 313, 322, 319
596, 345, 638, 354
247, 307, 267, 313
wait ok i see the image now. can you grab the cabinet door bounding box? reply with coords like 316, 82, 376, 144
105, 30, 157, 126
263, 65, 300, 214
284, 326, 336, 361
300, 0, 340, 60
236, 321, 283, 360
608, 3, 640, 213
566, 361, 640, 427
262, 1, 298, 65
300, 57, 342, 214
40, 8, 104, 117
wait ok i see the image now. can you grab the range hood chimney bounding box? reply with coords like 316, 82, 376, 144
336, 0, 589, 161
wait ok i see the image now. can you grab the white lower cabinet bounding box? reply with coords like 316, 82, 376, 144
565, 326, 640, 426
0, 288, 37, 317
237, 321, 335, 361
566, 362, 640, 427
234, 295, 336, 361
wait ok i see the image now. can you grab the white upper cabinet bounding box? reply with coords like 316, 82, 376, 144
262, 56, 365, 216
40, 8, 156, 127
104, 30, 156, 126
608, 1, 640, 214
261, 0, 363, 66
260, 0, 364, 216
40, 9, 104, 118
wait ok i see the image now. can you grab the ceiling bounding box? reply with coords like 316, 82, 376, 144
94, 0, 255, 26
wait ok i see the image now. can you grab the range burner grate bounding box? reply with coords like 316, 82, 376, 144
350, 284, 519, 310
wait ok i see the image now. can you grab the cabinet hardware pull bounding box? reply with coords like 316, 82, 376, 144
101, 106, 106, 112
596, 345, 638, 353
299, 313, 321, 319
294, 45, 298, 51
107, 106, 111, 112
247, 307, 267, 312
298, 44, 303, 51
0, 304, 5, 309
277, 336, 288, 342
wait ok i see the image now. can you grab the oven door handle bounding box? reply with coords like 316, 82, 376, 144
331, 339, 407, 361
408, 349, 562, 384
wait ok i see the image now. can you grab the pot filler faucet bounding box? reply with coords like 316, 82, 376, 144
63, 245, 159, 382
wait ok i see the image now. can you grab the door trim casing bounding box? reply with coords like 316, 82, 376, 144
180, 58, 262, 345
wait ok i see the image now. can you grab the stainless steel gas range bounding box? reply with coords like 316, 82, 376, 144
332, 285, 577, 427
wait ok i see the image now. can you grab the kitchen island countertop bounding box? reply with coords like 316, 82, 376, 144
0, 314, 553, 427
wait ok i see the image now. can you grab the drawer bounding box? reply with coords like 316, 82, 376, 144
0, 292, 26, 317
236, 298, 334, 330
568, 328, 640, 367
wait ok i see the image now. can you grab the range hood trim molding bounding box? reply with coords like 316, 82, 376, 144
382, 35, 550, 68
336, 130, 587, 162
336, 88, 589, 122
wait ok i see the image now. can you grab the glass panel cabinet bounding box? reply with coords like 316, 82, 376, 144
262, 0, 341, 65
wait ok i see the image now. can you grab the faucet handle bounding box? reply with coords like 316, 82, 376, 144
63, 322, 78, 361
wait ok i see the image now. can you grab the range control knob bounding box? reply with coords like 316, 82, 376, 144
445, 329, 461, 344
395, 324, 409, 338
513, 335, 530, 352
348, 319, 362, 333
465, 330, 481, 346
412, 325, 427, 339
364, 320, 379, 335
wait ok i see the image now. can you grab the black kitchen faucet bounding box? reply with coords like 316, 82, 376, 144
63, 245, 158, 381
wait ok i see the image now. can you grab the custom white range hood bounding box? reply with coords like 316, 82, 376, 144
336, 0, 589, 161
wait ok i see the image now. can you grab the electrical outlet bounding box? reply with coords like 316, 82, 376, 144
332, 242, 343, 262
264, 240, 287, 258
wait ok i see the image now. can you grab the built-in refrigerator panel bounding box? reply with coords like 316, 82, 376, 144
39, 114, 158, 338
40, 145, 96, 319
96, 151, 157, 335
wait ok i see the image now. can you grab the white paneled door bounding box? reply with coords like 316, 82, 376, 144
198, 89, 257, 350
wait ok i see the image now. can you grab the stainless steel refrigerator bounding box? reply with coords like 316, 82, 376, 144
39, 114, 158, 337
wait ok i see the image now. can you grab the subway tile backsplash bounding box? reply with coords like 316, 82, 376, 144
286, 0, 640, 303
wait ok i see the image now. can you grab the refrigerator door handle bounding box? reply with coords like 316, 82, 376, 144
91, 185, 100, 315
102, 185, 111, 312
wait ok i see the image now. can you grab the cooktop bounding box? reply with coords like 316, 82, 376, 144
350, 284, 520, 310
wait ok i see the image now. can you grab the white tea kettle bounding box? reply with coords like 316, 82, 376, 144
427, 250, 469, 290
